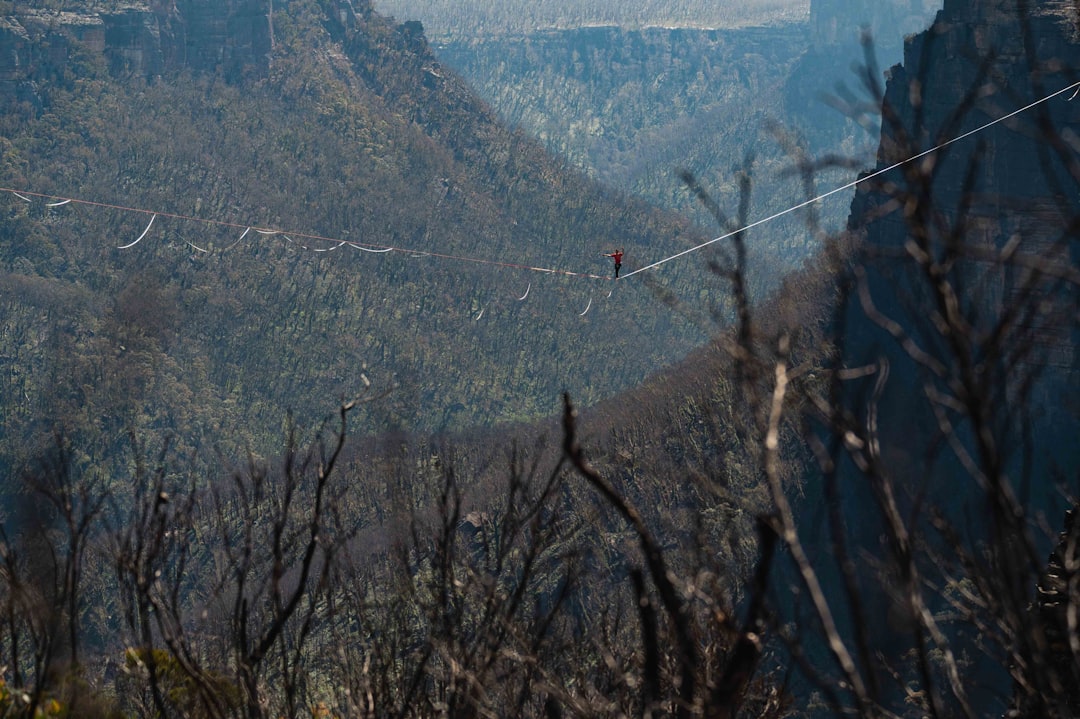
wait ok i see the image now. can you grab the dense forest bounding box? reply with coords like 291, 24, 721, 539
0, 0, 1078, 717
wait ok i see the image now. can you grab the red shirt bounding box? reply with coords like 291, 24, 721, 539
611, 251, 623, 264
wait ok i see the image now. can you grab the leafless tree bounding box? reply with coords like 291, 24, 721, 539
112, 404, 358, 719
0, 433, 110, 717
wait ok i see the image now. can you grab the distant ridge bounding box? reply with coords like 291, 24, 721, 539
370, 0, 809, 40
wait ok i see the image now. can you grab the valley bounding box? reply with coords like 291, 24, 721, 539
0, 0, 1077, 717
425, 2, 941, 289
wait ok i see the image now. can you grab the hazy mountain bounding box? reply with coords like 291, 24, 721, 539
435, 25, 839, 291
809, 0, 940, 46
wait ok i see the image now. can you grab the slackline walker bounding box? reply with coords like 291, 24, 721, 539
2, 77, 1077, 284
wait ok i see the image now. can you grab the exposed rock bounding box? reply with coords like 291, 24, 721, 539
1008, 505, 1080, 718
323, 0, 361, 39
0, 16, 30, 101
0, 0, 275, 83
850, 0, 1080, 374
819, 6, 1080, 714
176, 0, 273, 78
101, 8, 168, 75
840, 0, 1080, 535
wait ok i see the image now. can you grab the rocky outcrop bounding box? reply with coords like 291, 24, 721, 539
848, 0, 1080, 372
820, 6, 1080, 714
0, 15, 32, 103
835, 0, 1080, 600
100, 7, 173, 76
0, 0, 285, 83
1009, 505, 1080, 718
175, 0, 273, 78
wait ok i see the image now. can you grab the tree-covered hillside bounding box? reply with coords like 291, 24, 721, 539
0, 0, 727, 471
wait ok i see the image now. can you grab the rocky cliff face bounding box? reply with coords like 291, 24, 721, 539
0, 0, 365, 86
819, 5, 1080, 713
837, 0, 1080, 641
849, 0, 1080, 370
174, 0, 273, 77
844, 0, 1080, 426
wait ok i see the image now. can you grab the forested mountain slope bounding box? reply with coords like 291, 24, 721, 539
0, 0, 1076, 716
0, 5, 812, 716
0, 0, 722, 472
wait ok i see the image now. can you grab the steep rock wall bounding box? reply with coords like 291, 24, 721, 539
849, 0, 1080, 368
804, 5, 1080, 714
0, 0, 305, 84
837, 0, 1080, 587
